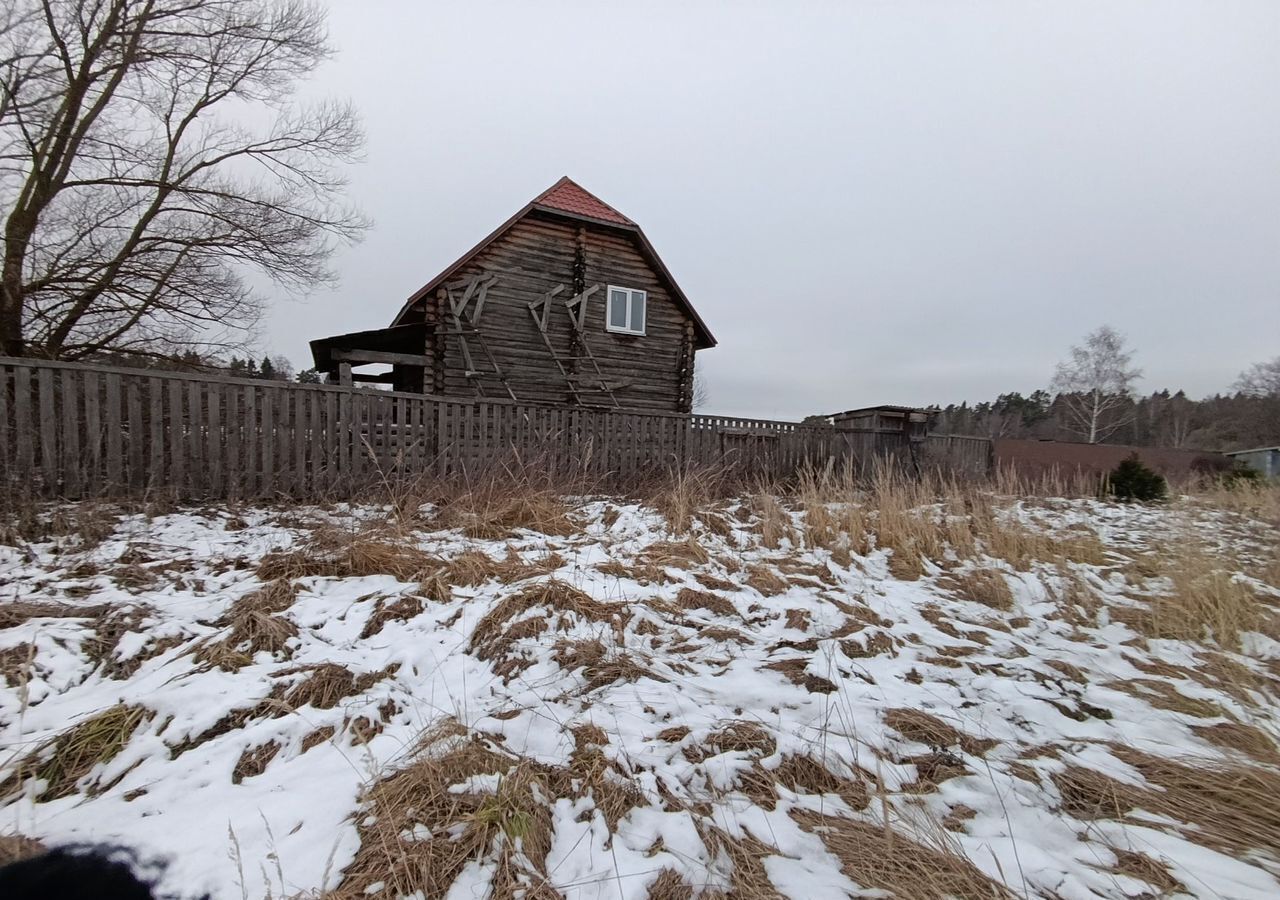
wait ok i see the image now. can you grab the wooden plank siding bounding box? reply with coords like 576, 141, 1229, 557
0, 357, 987, 500
400, 212, 696, 413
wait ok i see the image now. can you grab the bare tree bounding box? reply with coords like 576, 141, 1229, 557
1234, 356, 1280, 398
692, 358, 710, 410
1050, 325, 1141, 443
0, 0, 366, 359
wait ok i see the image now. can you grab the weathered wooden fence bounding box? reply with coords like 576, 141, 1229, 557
920, 434, 994, 479
0, 358, 864, 499
0, 357, 991, 500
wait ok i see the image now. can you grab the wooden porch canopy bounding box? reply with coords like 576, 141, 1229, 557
309, 322, 429, 385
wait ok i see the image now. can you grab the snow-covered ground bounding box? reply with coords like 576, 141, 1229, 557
1, 493, 1277, 899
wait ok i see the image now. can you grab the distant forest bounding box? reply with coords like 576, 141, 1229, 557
933, 389, 1280, 453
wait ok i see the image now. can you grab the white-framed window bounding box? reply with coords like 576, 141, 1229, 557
606, 285, 646, 336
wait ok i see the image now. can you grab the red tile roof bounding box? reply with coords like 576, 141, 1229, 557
533, 176, 633, 225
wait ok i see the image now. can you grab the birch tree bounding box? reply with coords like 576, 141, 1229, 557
0, 0, 366, 360
1050, 325, 1140, 443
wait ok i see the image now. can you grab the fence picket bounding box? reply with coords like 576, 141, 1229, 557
38, 367, 57, 490
0, 365, 11, 481
127, 379, 143, 492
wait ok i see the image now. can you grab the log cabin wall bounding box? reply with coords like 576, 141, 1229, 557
408, 210, 697, 413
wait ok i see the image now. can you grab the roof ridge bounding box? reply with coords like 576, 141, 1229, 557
532, 176, 633, 226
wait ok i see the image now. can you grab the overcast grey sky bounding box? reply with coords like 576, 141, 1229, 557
262, 0, 1280, 419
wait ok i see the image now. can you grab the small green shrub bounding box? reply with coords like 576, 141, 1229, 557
1109, 454, 1167, 502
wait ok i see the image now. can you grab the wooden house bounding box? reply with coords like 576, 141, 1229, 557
310, 178, 716, 413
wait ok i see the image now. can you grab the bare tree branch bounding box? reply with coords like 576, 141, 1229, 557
1234, 356, 1280, 398
0, 0, 366, 359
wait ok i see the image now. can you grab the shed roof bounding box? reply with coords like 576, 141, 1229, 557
389, 177, 716, 349
829, 405, 929, 418
1225, 446, 1280, 456
309, 323, 427, 373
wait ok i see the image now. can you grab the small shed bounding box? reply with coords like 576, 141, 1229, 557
828, 405, 931, 441
1225, 446, 1280, 479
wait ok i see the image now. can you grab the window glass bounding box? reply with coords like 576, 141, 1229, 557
629, 290, 646, 333
608, 290, 628, 329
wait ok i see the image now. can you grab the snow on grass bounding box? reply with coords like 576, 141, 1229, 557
0, 488, 1277, 899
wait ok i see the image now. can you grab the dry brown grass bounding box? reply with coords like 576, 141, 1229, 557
469, 580, 625, 678
1143, 552, 1265, 650
257, 525, 446, 582
554, 640, 661, 692
281, 663, 363, 710
0, 501, 119, 549
334, 715, 651, 899
774, 754, 870, 809
700, 720, 777, 758
193, 580, 300, 670
640, 537, 711, 569
1055, 747, 1280, 860
0, 642, 35, 687
883, 708, 997, 756
648, 466, 722, 535
764, 656, 837, 693
334, 727, 558, 899
446, 549, 533, 587
784, 608, 810, 630
1106, 847, 1183, 894
0, 600, 109, 629
694, 572, 737, 592
1191, 721, 1280, 765
360, 594, 424, 639
751, 491, 795, 549
793, 810, 1013, 899
646, 869, 695, 899
166, 685, 289, 758
1105, 677, 1229, 719
434, 483, 576, 540
655, 725, 691, 743
796, 465, 841, 549
940, 568, 1015, 611
676, 587, 736, 618
301, 725, 337, 752
232, 740, 281, 784
694, 824, 786, 899
971, 510, 1063, 572
744, 564, 788, 596
1189, 480, 1280, 523
567, 724, 646, 829
2, 704, 149, 802
841, 630, 897, 659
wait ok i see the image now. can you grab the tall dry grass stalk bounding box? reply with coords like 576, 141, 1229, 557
429, 462, 584, 540
776, 459, 1116, 578
1186, 479, 1280, 523
647, 465, 725, 534
1142, 544, 1266, 649
751, 488, 795, 549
